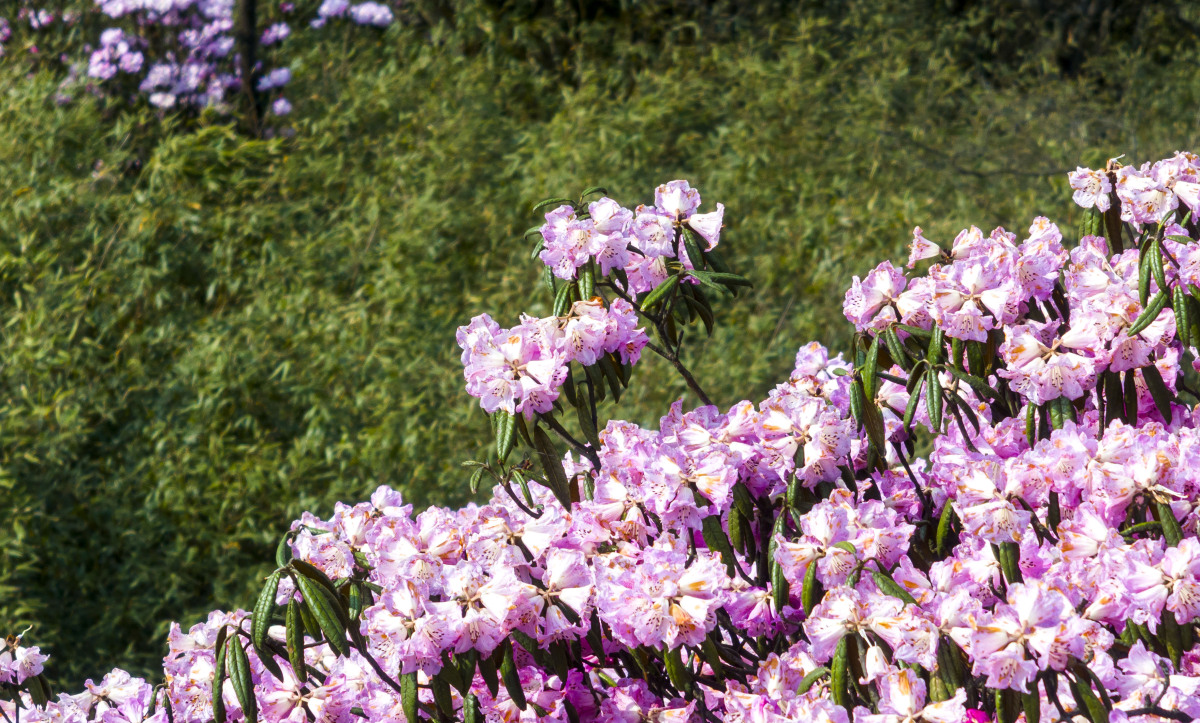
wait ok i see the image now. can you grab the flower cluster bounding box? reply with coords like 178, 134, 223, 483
11, 157, 1200, 723
457, 298, 648, 416
538, 181, 724, 291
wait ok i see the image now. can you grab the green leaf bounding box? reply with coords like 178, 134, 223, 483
942, 366, 999, 400
533, 425, 572, 508
640, 274, 679, 312
936, 502, 956, 555
285, 599, 306, 683
553, 279, 573, 317
862, 335, 881, 400
579, 186, 609, 201
830, 637, 850, 708
663, 645, 693, 693
884, 326, 911, 371
578, 263, 595, 300
1127, 291, 1167, 336
1069, 670, 1110, 723
532, 197, 573, 215
796, 666, 829, 695
771, 556, 790, 614
478, 650, 500, 698
400, 672, 419, 723
997, 541, 1023, 585
500, 641, 527, 711
1156, 501, 1184, 547
252, 569, 282, 650
494, 410, 517, 464
926, 367, 943, 433
682, 228, 706, 271
431, 674, 454, 718
1142, 364, 1174, 421
801, 555, 823, 616
212, 626, 229, 723
1150, 238, 1168, 294
275, 531, 296, 569
463, 693, 482, 723
227, 638, 258, 723
702, 515, 738, 577
871, 569, 917, 605
293, 573, 350, 657
469, 466, 485, 494
1174, 286, 1192, 347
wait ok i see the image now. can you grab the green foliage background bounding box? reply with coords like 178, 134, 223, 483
3, 0, 1200, 688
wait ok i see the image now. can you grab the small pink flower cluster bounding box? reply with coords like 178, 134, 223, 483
12, 155, 1200, 723
457, 298, 648, 417
538, 181, 724, 291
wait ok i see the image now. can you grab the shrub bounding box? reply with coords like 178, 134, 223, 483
8, 154, 1200, 721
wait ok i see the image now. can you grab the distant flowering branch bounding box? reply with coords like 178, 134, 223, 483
0, 0, 399, 122
13, 157, 1200, 722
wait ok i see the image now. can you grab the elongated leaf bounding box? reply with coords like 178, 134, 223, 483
664, 645, 692, 693
500, 641, 527, 710
533, 425, 572, 508
796, 666, 829, 695
1128, 291, 1167, 336
997, 541, 1023, 585
936, 502, 956, 555
430, 674, 454, 718
682, 228, 706, 270
1121, 369, 1138, 424
829, 637, 850, 708
801, 556, 823, 616
884, 327, 910, 371
400, 672, 419, 723
926, 367, 943, 433
252, 570, 282, 650
694, 270, 752, 287
771, 556, 790, 614
532, 197, 573, 215
862, 335, 880, 400
553, 279, 573, 317
578, 263, 595, 300
1142, 364, 1174, 421
294, 574, 349, 656
285, 600, 306, 683
212, 627, 229, 723
1174, 286, 1192, 347
1151, 238, 1168, 293
942, 366, 999, 400
702, 514, 738, 577
871, 569, 917, 605
1069, 670, 1110, 723
640, 274, 679, 312
1157, 501, 1184, 547
579, 186, 609, 202
275, 532, 296, 569
227, 638, 257, 723
495, 410, 517, 464
478, 650, 500, 697
902, 371, 925, 432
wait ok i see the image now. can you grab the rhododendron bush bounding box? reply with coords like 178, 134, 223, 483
11, 153, 1200, 723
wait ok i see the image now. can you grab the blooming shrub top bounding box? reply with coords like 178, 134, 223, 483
7, 155, 1200, 723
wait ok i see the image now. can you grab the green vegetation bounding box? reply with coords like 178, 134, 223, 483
3, 0, 1199, 688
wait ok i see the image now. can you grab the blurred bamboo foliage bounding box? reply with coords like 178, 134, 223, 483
2, 0, 1199, 688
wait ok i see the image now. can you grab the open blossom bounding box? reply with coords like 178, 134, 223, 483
843, 260, 906, 332
1069, 166, 1112, 211
997, 320, 1104, 404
